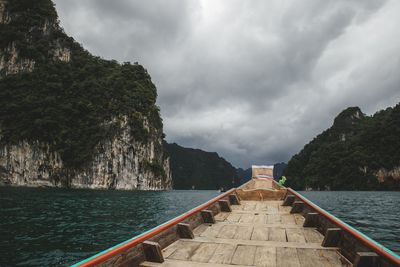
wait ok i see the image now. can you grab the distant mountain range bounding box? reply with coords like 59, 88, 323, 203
167, 103, 400, 191
165, 143, 241, 190
284, 104, 400, 190
166, 142, 287, 189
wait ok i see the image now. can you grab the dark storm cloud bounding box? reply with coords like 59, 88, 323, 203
53, 0, 400, 168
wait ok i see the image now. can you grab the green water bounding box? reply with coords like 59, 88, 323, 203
0, 188, 398, 266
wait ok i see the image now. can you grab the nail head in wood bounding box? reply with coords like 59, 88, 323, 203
201, 209, 216, 224
290, 201, 305, 213
218, 199, 232, 212
303, 212, 319, 227
282, 195, 295, 206
143, 241, 164, 263
229, 194, 241, 205
353, 252, 379, 267
322, 228, 342, 247
177, 223, 194, 239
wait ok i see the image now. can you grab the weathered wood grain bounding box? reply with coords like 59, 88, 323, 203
251, 226, 269, 241
217, 225, 237, 239
233, 225, 253, 240
231, 245, 257, 265
286, 228, 306, 243
168, 241, 200, 261
190, 242, 218, 263
208, 243, 236, 264
303, 228, 324, 243
254, 246, 277, 267
239, 213, 255, 223
268, 228, 287, 242
276, 247, 301, 267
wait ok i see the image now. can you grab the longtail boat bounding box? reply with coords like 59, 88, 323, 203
72, 166, 400, 267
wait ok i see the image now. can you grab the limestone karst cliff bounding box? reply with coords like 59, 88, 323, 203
0, 0, 172, 189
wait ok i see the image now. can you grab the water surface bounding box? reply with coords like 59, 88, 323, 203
0, 188, 398, 266
300, 191, 400, 254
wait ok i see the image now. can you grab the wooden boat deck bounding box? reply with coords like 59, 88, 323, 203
141, 200, 350, 267
73, 173, 400, 267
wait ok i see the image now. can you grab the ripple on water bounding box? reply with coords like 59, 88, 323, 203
0, 188, 398, 266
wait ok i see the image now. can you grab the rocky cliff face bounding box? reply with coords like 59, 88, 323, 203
0, 0, 172, 190
0, 117, 171, 189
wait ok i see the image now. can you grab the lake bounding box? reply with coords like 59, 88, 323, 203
0, 188, 398, 266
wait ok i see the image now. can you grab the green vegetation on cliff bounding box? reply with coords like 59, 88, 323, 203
285, 104, 400, 190
0, 0, 164, 169
165, 143, 240, 190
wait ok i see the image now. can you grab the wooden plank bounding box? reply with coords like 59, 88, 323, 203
290, 201, 305, 213
226, 213, 242, 222
217, 225, 237, 239
177, 223, 194, 239
189, 236, 337, 249
229, 210, 289, 214
208, 243, 236, 264
141, 258, 245, 267
214, 212, 230, 221
162, 240, 181, 258
200, 224, 223, 238
297, 248, 326, 267
353, 252, 379, 267
282, 195, 296, 206
294, 214, 305, 225
322, 228, 342, 247
303, 229, 324, 243
243, 201, 257, 211
231, 245, 257, 265
268, 228, 287, 242
276, 247, 301, 267
211, 221, 306, 228
254, 246, 276, 267
239, 213, 255, 223
168, 241, 200, 260
303, 212, 319, 227
251, 226, 269, 241
230, 204, 243, 211
218, 200, 232, 212
318, 249, 349, 267
279, 205, 292, 212
201, 210, 215, 224
281, 214, 296, 225
267, 203, 279, 213
190, 242, 218, 263
267, 214, 281, 224
286, 228, 306, 243
233, 225, 253, 240
256, 202, 268, 211
229, 194, 241, 205
143, 241, 164, 263
254, 213, 267, 224
193, 224, 208, 236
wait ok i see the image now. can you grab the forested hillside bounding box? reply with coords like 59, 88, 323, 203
0, 0, 171, 189
285, 105, 400, 190
165, 143, 240, 190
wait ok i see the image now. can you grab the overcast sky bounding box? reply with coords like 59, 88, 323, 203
53, 0, 400, 168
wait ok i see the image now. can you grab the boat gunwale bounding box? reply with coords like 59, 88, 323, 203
72, 179, 399, 267
71, 188, 236, 267
287, 188, 400, 266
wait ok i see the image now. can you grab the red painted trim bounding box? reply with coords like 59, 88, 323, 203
77, 188, 236, 267
287, 188, 400, 266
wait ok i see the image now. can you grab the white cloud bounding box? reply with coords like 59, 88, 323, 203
54, 0, 400, 167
